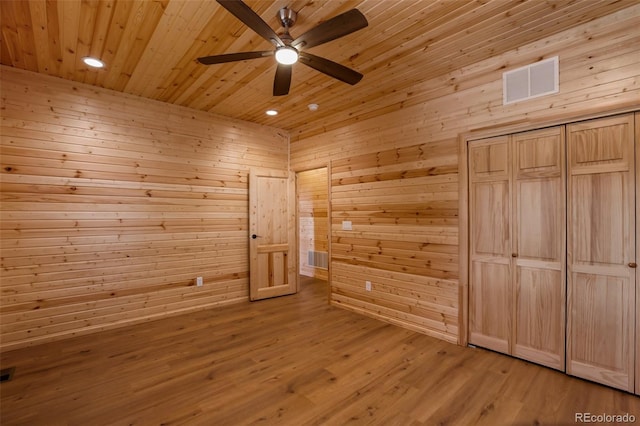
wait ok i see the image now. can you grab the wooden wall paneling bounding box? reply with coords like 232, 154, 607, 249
510, 127, 566, 371
297, 168, 329, 280
329, 139, 459, 343
636, 111, 639, 396
330, 262, 458, 343
0, 282, 248, 344
0, 66, 289, 351
566, 114, 636, 392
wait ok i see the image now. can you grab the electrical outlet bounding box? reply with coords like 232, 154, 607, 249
342, 220, 352, 231
196, 276, 203, 287
365, 280, 372, 292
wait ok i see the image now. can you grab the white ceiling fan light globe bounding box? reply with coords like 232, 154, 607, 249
275, 46, 299, 65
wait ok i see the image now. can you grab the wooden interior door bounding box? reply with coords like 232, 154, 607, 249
567, 114, 636, 392
468, 136, 511, 354
249, 168, 297, 301
511, 127, 566, 370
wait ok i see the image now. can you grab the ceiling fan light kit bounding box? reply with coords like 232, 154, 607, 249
197, 0, 368, 96
275, 46, 299, 65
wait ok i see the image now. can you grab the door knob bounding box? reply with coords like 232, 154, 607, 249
512, 253, 518, 258
629, 262, 638, 268
251, 234, 259, 239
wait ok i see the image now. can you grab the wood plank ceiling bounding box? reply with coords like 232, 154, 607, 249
1, 0, 636, 137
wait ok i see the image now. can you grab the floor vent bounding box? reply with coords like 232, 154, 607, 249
308, 250, 328, 269
503, 56, 558, 105
0, 367, 15, 383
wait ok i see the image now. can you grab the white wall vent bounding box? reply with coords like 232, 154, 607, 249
503, 56, 558, 105
308, 250, 328, 269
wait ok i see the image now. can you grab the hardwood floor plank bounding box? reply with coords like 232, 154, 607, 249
1, 277, 638, 425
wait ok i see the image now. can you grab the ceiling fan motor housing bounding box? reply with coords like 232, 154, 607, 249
278, 8, 297, 30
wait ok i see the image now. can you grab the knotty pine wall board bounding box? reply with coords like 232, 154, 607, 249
330, 139, 460, 344
291, 8, 640, 344
0, 66, 288, 351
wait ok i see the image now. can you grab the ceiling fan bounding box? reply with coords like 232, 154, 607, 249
197, 0, 368, 96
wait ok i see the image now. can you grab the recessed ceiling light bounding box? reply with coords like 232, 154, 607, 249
265, 109, 278, 116
308, 103, 319, 111
82, 57, 104, 68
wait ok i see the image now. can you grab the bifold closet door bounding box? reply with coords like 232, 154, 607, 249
469, 127, 565, 368
511, 128, 566, 370
567, 114, 636, 392
469, 136, 511, 354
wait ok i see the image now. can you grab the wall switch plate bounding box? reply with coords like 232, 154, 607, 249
196, 276, 203, 287
342, 220, 352, 231
365, 281, 372, 291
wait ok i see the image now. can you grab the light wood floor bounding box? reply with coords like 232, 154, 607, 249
1, 277, 638, 425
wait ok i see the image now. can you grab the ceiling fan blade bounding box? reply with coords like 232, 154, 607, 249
299, 52, 363, 86
292, 9, 368, 50
273, 63, 292, 96
197, 50, 273, 65
217, 0, 284, 47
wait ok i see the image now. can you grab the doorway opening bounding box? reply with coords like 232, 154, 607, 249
296, 168, 329, 296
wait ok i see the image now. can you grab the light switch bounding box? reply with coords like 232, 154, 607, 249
342, 220, 352, 231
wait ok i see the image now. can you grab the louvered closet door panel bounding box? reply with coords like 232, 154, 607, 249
567, 114, 636, 392
511, 127, 566, 371
468, 136, 511, 354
